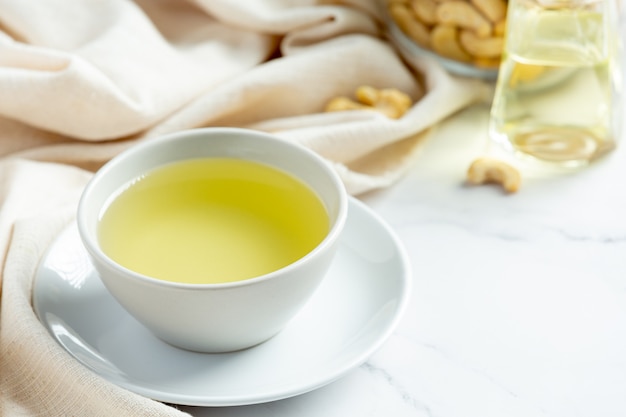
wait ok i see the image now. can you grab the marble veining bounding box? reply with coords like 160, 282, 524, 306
361, 361, 435, 416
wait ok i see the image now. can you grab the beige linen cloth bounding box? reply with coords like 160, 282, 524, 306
0, 0, 491, 415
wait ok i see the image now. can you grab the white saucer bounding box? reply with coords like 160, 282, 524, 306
33, 197, 411, 407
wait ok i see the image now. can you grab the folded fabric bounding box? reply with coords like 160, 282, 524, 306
0, 159, 191, 416
0, 1, 491, 415
0, 0, 490, 193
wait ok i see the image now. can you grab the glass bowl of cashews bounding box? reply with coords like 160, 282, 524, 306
383, 0, 507, 80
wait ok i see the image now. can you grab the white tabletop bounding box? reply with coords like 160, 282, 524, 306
183, 103, 626, 417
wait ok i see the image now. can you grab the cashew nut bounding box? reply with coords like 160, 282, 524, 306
325, 97, 371, 112
410, 0, 439, 25
431, 24, 472, 62
436, 1, 492, 38
459, 30, 504, 58
325, 86, 412, 119
493, 19, 507, 37
467, 157, 521, 193
470, 0, 507, 23
473, 56, 502, 68
389, 2, 431, 48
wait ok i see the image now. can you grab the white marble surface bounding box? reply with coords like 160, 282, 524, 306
182, 103, 626, 417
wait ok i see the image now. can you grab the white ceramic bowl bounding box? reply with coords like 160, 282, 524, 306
77, 128, 348, 353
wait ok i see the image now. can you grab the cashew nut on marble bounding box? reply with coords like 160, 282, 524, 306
467, 157, 521, 193
325, 86, 412, 119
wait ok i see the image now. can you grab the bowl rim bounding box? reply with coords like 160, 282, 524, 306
77, 127, 349, 290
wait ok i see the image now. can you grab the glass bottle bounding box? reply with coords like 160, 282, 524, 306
489, 0, 622, 167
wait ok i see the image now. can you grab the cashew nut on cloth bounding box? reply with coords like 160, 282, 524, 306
325, 86, 412, 119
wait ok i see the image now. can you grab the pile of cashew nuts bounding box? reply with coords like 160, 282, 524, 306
325, 86, 413, 119
387, 0, 507, 68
